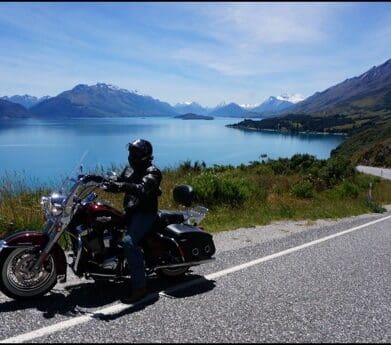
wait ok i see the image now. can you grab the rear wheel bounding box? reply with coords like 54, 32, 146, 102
157, 266, 190, 279
0, 248, 57, 300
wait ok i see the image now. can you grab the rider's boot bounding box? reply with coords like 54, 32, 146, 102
121, 286, 148, 304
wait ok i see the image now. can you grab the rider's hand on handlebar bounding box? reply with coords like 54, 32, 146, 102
100, 181, 119, 192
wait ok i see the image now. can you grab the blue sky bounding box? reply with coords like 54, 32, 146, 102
0, 2, 390, 107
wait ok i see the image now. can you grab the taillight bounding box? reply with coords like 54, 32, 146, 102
177, 245, 185, 258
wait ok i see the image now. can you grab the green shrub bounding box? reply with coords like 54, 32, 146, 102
334, 181, 360, 198
189, 172, 252, 207
365, 200, 386, 213
269, 158, 290, 175
289, 154, 317, 172
178, 160, 206, 174
319, 156, 356, 187
290, 180, 315, 198
278, 204, 296, 218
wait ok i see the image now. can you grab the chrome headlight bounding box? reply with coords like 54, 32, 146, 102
40, 193, 66, 217
184, 206, 208, 225
40, 196, 50, 212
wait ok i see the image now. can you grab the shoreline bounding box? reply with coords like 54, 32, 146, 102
226, 124, 348, 136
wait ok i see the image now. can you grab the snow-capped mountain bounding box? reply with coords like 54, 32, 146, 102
30, 83, 178, 118
276, 93, 305, 104
250, 96, 295, 115
1, 95, 51, 108
174, 101, 209, 115
208, 102, 249, 117
240, 103, 260, 109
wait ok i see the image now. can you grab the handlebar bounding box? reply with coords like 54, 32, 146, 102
79, 174, 107, 184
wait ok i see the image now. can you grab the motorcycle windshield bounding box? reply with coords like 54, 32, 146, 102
58, 150, 89, 196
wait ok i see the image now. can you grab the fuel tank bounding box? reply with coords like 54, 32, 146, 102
75, 201, 126, 229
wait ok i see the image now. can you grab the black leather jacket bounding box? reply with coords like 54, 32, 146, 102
107, 164, 162, 214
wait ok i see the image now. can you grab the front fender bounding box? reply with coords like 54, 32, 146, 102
0, 231, 67, 281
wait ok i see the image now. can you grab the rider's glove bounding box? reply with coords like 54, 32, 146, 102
102, 181, 121, 192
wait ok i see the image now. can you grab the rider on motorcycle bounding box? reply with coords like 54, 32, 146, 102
103, 139, 162, 303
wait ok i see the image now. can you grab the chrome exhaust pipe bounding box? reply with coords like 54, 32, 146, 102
155, 258, 215, 270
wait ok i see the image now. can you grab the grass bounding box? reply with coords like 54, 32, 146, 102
0, 155, 391, 238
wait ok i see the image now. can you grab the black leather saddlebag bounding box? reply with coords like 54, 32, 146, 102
161, 223, 215, 261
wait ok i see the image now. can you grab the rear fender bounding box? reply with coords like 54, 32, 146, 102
0, 231, 67, 281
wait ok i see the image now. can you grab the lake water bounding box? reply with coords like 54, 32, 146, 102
0, 117, 344, 186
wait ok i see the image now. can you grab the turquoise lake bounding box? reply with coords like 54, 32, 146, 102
0, 117, 345, 186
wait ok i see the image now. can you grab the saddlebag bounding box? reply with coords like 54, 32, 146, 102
161, 223, 215, 262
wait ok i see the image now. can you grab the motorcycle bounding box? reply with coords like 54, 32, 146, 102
0, 170, 216, 300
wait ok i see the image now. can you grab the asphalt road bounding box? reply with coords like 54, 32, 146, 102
356, 165, 391, 180
1, 210, 391, 343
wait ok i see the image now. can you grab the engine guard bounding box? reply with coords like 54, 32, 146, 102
0, 231, 67, 283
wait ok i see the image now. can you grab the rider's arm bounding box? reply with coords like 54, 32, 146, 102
116, 167, 162, 197
103, 167, 130, 193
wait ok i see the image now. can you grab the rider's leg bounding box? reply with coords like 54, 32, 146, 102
122, 211, 156, 301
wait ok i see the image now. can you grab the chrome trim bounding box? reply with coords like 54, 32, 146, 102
0, 239, 42, 250
87, 273, 125, 278
192, 248, 200, 256
155, 258, 215, 270
0, 240, 7, 252
32, 222, 62, 270
0, 244, 40, 249
57, 274, 66, 283
73, 236, 83, 273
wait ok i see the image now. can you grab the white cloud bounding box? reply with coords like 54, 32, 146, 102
169, 3, 342, 78
198, 3, 336, 46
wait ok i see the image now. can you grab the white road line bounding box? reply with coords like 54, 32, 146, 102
2, 214, 391, 343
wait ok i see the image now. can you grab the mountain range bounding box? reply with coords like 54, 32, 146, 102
0, 99, 31, 119
29, 83, 178, 117
0, 95, 50, 108
173, 102, 211, 115
0, 84, 302, 119
250, 95, 298, 115
278, 58, 391, 117
229, 57, 391, 167
0, 57, 390, 165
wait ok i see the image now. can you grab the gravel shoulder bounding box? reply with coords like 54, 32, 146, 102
213, 204, 391, 253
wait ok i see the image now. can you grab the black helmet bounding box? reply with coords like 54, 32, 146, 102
128, 139, 153, 167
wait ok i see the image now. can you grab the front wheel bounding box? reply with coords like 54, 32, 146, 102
0, 248, 57, 300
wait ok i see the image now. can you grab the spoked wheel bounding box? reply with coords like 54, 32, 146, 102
0, 248, 57, 300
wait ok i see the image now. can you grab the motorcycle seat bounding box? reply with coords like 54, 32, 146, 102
157, 210, 185, 227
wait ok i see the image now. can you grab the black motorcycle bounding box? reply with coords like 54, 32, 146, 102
0, 172, 215, 300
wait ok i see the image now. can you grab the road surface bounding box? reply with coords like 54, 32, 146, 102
1, 210, 391, 343
356, 165, 391, 180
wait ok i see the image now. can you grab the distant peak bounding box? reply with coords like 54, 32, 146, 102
240, 103, 259, 109
72, 83, 132, 94
73, 84, 89, 90
176, 101, 198, 106
216, 101, 226, 108
276, 93, 305, 103
95, 83, 121, 90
